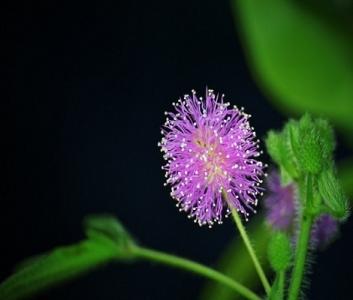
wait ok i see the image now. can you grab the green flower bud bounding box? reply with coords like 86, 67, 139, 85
296, 114, 323, 174
267, 232, 292, 272
265, 128, 299, 183
282, 120, 301, 177
315, 118, 335, 163
266, 130, 284, 166
266, 115, 337, 186
318, 169, 349, 219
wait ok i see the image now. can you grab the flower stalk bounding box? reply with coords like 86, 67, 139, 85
223, 188, 271, 294
131, 246, 261, 300
227, 195, 270, 294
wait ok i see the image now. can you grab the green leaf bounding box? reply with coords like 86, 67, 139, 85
233, 0, 353, 131
84, 214, 135, 253
199, 216, 270, 300
0, 215, 136, 300
0, 238, 118, 300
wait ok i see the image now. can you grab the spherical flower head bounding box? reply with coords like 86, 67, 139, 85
159, 89, 264, 227
264, 171, 296, 230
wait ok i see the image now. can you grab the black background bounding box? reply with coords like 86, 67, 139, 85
4, 1, 353, 299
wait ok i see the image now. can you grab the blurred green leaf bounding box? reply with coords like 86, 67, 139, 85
199, 216, 271, 300
0, 239, 118, 300
0, 215, 136, 300
84, 214, 135, 252
233, 0, 353, 131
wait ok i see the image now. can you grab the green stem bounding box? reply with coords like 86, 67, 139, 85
230, 208, 271, 295
288, 175, 314, 300
278, 271, 285, 300
132, 246, 261, 300
287, 213, 312, 300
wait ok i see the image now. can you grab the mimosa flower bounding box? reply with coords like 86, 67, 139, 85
159, 89, 264, 227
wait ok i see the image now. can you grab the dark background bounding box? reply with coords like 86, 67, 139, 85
4, 1, 353, 299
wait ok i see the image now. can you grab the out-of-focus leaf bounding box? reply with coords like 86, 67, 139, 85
0, 215, 136, 300
84, 214, 135, 252
0, 239, 118, 300
233, 0, 353, 131
199, 216, 271, 300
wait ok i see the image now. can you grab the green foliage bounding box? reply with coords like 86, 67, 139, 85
0, 239, 117, 300
233, 0, 353, 131
84, 214, 135, 257
267, 232, 292, 272
318, 169, 349, 219
0, 215, 136, 300
264, 114, 349, 299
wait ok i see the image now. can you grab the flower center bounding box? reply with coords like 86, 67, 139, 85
193, 128, 227, 183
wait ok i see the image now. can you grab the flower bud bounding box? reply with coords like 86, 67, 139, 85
265, 128, 299, 184
267, 232, 292, 272
296, 114, 323, 174
318, 169, 349, 219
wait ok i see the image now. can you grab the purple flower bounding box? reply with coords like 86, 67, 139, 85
159, 89, 264, 227
264, 170, 338, 249
311, 214, 338, 249
264, 171, 296, 230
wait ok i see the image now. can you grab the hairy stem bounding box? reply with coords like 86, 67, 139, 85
288, 175, 314, 300
132, 246, 261, 300
278, 270, 285, 300
287, 213, 312, 300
